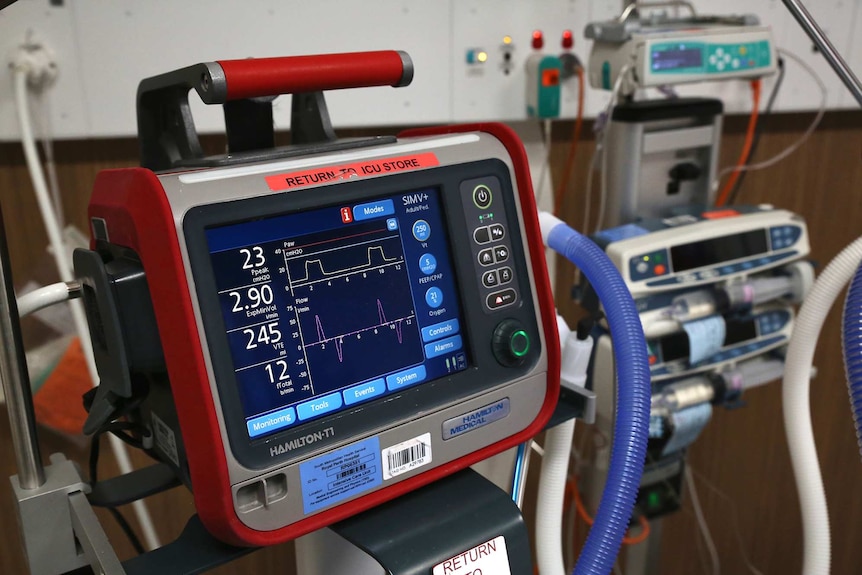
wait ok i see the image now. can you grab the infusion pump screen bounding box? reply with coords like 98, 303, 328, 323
205, 188, 469, 440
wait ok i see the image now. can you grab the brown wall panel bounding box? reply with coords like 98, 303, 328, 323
0, 111, 861, 573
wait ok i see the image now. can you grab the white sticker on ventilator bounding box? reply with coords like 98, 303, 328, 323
382, 433, 432, 480
433, 536, 511, 575
151, 411, 179, 467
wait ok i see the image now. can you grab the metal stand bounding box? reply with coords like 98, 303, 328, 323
0, 200, 126, 575
623, 519, 663, 575
2, 199, 251, 575
782, 0, 862, 107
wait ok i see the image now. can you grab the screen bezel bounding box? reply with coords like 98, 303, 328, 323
183, 159, 541, 470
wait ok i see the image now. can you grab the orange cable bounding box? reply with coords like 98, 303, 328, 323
572, 482, 651, 545
716, 79, 762, 206
622, 515, 651, 545
554, 66, 585, 217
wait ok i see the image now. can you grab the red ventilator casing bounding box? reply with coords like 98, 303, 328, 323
87, 124, 559, 546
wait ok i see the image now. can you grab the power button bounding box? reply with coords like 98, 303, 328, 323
473, 184, 492, 209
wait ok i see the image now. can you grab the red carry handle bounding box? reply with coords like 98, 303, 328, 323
137, 50, 413, 170
217, 51, 413, 101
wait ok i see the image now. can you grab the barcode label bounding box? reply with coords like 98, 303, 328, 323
337, 463, 367, 481
382, 433, 432, 480
388, 443, 426, 470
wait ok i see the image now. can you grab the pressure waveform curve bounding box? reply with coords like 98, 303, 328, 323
311, 299, 412, 363
291, 244, 400, 286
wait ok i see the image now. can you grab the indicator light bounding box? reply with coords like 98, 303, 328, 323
532, 30, 544, 50
503, 35, 513, 45
466, 49, 488, 65
562, 29, 574, 50
511, 330, 530, 357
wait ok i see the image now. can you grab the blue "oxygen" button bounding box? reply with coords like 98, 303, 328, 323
353, 199, 395, 221
296, 392, 343, 421
247, 407, 297, 438
386, 365, 427, 391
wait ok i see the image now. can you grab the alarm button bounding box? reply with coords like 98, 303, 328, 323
486, 288, 517, 310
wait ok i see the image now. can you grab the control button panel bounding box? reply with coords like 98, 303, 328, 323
770, 225, 802, 250
459, 175, 522, 314
629, 249, 670, 282
644, 250, 798, 288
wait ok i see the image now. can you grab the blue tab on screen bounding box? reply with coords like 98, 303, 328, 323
247, 407, 297, 438
421, 319, 460, 343
343, 378, 386, 406
386, 365, 427, 391
296, 392, 343, 421
353, 199, 395, 221
424, 335, 463, 359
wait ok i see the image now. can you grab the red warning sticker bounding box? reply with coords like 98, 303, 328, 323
702, 209, 740, 220
265, 153, 440, 191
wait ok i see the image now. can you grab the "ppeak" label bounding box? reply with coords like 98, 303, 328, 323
265, 153, 439, 191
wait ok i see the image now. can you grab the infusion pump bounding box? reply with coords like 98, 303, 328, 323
586, 14, 777, 92
586, 206, 811, 379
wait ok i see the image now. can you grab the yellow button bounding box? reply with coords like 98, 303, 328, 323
739, 46, 747, 55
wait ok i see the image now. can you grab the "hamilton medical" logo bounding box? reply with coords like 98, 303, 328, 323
270, 427, 336, 457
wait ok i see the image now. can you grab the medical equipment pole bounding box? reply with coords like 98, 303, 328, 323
0, 202, 45, 489
782, 0, 862, 107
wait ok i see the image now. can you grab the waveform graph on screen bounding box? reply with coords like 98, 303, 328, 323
282, 222, 424, 394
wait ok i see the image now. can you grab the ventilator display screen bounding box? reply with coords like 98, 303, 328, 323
205, 188, 469, 439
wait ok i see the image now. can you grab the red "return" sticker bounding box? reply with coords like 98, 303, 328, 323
265, 153, 440, 191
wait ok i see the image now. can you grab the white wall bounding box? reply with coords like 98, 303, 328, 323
0, 0, 858, 141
